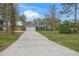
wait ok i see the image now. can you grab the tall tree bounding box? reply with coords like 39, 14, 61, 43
60, 3, 78, 32
5, 3, 17, 34
44, 4, 60, 29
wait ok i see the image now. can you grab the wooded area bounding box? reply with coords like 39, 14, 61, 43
0, 3, 26, 34
0, 3, 79, 34
35, 3, 79, 34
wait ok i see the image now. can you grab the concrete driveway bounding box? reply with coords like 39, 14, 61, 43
0, 27, 79, 56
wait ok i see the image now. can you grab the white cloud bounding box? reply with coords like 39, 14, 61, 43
24, 10, 40, 21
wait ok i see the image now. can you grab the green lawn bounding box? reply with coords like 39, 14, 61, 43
38, 31, 79, 52
0, 31, 22, 51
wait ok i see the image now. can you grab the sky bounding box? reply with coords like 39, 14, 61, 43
18, 3, 79, 22
18, 3, 52, 21
18, 3, 52, 15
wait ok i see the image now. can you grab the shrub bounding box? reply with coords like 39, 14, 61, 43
22, 26, 26, 31
58, 21, 71, 34
36, 26, 39, 31
36, 26, 52, 31
16, 26, 25, 31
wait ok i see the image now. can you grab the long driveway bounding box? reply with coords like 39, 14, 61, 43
0, 27, 79, 56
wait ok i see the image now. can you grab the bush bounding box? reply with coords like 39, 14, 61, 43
22, 26, 26, 31
36, 26, 39, 31
36, 26, 52, 31
16, 26, 25, 31
58, 21, 71, 34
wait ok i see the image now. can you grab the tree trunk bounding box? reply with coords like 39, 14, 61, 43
74, 3, 77, 32
5, 4, 12, 33
5, 3, 16, 34
10, 4, 16, 34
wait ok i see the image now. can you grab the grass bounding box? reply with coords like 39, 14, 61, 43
38, 31, 79, 52
0, 31, 22, 52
